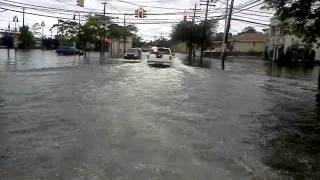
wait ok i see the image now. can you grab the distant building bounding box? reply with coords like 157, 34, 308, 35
232, 32, 269, 53
268, 17, 320, 61
109, 37, 132, 57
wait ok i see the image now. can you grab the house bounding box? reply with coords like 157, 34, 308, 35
268, 17, 320, 62
109, 37, 132, 57
232, 32, 269, 53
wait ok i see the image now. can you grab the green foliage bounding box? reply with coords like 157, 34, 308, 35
51, 19, 79, 40
132, 35, 144, 47
108, 24, 124, 39
172, 20, 217, 47
265, 0, 320, 44
171, 20, 217, 60
107, 23, 137, 39
154, 38, 172, 48
19, 26, 34, 49
239, 26, 257, 35
51, 16, 138, 49
80, 16, 101, 44
31, 23, 41, 36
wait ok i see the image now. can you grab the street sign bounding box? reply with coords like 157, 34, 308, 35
13, 39, 18, 48
77, 0, 84, 7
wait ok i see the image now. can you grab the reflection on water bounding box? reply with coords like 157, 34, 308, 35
266, 63, 319, 82
1, 50, 320, 179
262, 91, 320, 179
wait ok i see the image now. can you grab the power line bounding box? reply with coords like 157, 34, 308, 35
231, 18, 269, 26
209, 0, 266, 20
0, 7, 87, 21
116, 0, 188, 10
232, 15, 270, 22
0, 0, 194, 17
0, 2, 88, 17
235, 11, 272, 18
0, 0, 126, 15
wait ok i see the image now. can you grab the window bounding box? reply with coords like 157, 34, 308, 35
271, 26, 276, 35
253, 42, 256, 47
276, 27, 281, 35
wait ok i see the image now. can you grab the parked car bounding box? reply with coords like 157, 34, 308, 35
56, 46, 82, 55
124, 48, 142, 59
147, 47, 175, 67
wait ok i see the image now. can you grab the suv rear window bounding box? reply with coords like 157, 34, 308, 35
158, 48, 171, 54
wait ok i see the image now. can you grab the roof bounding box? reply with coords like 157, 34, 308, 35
233, 32, 269, 43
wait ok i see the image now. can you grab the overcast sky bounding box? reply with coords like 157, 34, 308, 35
0, 0, 274, 41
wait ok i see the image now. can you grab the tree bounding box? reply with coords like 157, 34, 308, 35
153, 38, 172, 48
171, 21, 198, 61
264, 0, 320, 91
264, 0, 320, 44
80, 16, 101, 45
171, 20, 217, 61
51, 20, 79, 41
107, 23, 137, 54
31, 23, 41, 37
19, 26, 34, 49
241, 26, 257, 33
132, 35, 143, 47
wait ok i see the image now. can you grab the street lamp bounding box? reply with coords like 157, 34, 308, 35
13, 15, 18, 33
41, 21, 45, 38
73, 11, 81, 52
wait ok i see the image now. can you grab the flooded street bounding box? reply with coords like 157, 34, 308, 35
0, 49, 319, 180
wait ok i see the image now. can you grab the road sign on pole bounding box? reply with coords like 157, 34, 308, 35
77, 0, 84, 7
13, 34, 18, 48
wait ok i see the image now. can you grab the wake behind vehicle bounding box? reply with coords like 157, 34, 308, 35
56, 46, 82, 55
147, 47, 174, 67
124, 48, 142, 60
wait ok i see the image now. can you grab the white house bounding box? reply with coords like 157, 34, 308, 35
109, 37, 132, 57
269, 17, 320, 61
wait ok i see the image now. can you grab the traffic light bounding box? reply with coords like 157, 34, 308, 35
143, 9, 147, 18
139, 9, 143, 18
77, 0, 84, 7
134, 8, 147, 18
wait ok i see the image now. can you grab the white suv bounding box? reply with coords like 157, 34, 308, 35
147, 47, 174, 66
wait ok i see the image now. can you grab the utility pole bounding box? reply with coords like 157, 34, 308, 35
190, 4, 201, 60
22, 7, 25, 27
221, 0, 229, 57
73, 12, 81, 57
221, 0, 235, 70
193, 4, 197, 23
200, 0, 214, 66
101, 1, 107, 57
190, 4, 201, 23
318, 68, 320, 90
123, 13, 126, 54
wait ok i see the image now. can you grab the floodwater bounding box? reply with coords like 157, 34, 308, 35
0, 49, 319, 180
